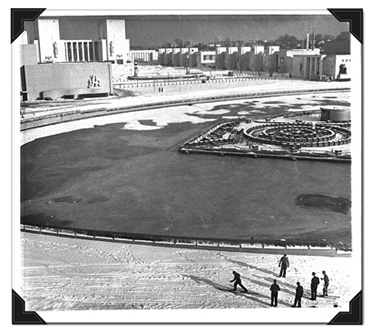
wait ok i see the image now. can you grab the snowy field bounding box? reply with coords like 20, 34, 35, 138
18, 232, 358, 321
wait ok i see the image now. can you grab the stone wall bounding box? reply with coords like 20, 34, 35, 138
21, 62, 113, 100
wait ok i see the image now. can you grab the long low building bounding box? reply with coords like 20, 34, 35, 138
129, 50, 158, 63
156, 45, 351, 80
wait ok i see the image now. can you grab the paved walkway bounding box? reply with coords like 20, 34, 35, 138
21, 80, 350, 119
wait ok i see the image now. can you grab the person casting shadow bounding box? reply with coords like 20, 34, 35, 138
321, 270, 329, 297
292, 282, 303, 307
230, 270, 248, 292
278, 254, 289, 278
310, 272, 320, 300
270, 279, 281, 307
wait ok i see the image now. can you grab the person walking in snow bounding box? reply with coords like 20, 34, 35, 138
230, 270, 248, 292
321, 270, 329, 297
278, 254, 289, 278
310, 272, 320, 300
270, 279, 281, 307
292, 282, 304, 307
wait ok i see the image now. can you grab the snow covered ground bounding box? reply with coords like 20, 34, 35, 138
21, 80, 350, 117
20, 89, 350, 145
17, 232, 359, 324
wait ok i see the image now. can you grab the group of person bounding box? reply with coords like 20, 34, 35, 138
230, 254, 330, 308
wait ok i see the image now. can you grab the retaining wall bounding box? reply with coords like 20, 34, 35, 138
21, 62, 113, 101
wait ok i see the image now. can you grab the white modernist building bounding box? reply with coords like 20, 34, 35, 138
25, 16, 130, 64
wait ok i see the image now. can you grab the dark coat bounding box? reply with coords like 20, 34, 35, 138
311, 276, 320, 287
296, 285, 304, 297
231, 272, 242, 283
270, 283, 281, 293
279, 256, 289, 268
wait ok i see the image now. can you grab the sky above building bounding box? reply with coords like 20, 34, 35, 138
124, 14, 349, 47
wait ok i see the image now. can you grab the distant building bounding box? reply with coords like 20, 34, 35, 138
224, 47, 239, 70
215, 46, 227, 69
253, 45, 265, 55
152, 36, 350, 82
157, 47, 198, 67
271, 50, 294, 75
20, 16, 126, 101
164, 48, 173, 66
237, 46, 252, 71
250, 53, 265, 72
171, 48, 181, 66
292, 54, 323, 80
188, 48, 199, 67
179, 48, 190, 66
271, 48, 321, 78
24, 16, 130, 64
320, 32, 351, 79
287, 48, 321, 57
267, 46, 280, 55
129, 50, 158, 63
322, 54, 351, 80
196, 50, 216, 67
244, 45, 272, 72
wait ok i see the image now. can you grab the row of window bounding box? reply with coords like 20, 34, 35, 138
131, 52, 150, 59
64, 41, 99, 62
202, 55, 216, 61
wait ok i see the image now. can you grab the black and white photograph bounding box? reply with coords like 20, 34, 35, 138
8, 3, 366, 327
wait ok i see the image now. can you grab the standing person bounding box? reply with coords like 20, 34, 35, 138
230, 271, 248, 293
292, 282, 303, 307
310, 272, 320, 300
270, 279, 281, 307
278, 254, 289, 278
321, 270, 329, 297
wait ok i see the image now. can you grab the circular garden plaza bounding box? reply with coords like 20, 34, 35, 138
179, 107, 351, 162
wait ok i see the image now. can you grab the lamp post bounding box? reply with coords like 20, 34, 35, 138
186, 51, 190, 75
134, 60, 138, 77
134, 60, 138, 87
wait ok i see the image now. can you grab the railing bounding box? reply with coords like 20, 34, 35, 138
20, 223, 351, 255
113, 75, 291, 89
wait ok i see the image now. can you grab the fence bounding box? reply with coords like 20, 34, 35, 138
113, 75, 291, 89
20, 223, 350, 256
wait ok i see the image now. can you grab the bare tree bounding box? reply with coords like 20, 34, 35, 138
173, 38, 184, 48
